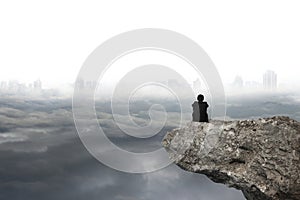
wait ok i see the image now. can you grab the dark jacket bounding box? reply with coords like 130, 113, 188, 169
192, 101, 209, 122
198, 101, 209, 122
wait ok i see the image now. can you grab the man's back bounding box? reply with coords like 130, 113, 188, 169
199, 101, 209, 122
192, 101, 200, 122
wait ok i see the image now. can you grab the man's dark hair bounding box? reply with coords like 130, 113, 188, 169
197, 94, 204, 102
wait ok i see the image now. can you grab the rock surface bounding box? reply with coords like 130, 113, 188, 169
162, 116, 300, 200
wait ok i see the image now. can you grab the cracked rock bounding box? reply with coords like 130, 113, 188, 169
162, 116, 300, 200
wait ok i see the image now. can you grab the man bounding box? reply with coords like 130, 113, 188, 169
192, 94, 209, 122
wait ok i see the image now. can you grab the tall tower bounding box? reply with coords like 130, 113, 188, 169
233, 75, 243, 88
33, 79, 42, 90
263, 70, 277, 90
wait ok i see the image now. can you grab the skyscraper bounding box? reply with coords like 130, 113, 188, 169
33, 79, 42, 90
233, 76, 243, 88
263, 70, 277, 90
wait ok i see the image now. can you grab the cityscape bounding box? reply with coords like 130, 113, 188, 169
232, 70, 277, 90
0, 70, 284, 97
230, 70, 278, 91
0, 79, 42, 94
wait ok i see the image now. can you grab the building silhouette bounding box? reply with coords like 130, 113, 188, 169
263, 70, 277, 90
0, 81, 7, 90
232, 76, 243, 88
33, 79, 42, 90
75, 78, 97, 90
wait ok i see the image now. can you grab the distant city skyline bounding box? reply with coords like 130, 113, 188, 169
231, 70, 278, 90
1, 66, 299, 89
0, 68, 293, 94
0, 79, 42, 92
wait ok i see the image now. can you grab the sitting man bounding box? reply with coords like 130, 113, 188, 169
192, 94, 209, 122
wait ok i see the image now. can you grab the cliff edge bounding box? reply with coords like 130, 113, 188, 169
162, 116, 300, 200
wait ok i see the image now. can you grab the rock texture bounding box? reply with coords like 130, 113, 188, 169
162, 116, 300, 200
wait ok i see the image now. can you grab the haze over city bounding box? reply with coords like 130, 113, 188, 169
1, 1, 300, 90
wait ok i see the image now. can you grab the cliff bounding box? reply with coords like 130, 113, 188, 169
162, 116, 300, 200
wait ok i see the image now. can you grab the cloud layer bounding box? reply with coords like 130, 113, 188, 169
1, 93, 299, 200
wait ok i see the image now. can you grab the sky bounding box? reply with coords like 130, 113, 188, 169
1, 0, 300, 89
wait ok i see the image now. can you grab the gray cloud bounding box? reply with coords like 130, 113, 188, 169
4, 93, 300, 200
225, 92, 300, 121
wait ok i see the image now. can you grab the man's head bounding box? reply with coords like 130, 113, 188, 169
197, 94, 204, 102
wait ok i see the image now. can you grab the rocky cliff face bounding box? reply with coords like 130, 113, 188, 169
162, 116, 300, 200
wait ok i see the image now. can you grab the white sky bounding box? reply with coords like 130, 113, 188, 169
1, 0, 300, 89
100, 50, 202, 87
